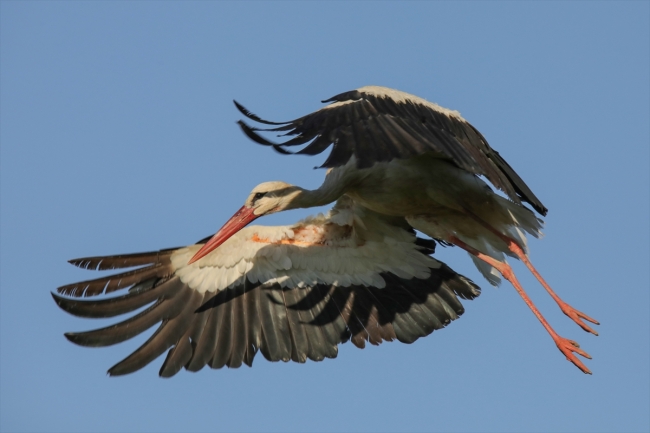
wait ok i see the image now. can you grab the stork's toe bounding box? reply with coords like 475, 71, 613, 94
554, 336, 592, 374
560, 303, 600, 335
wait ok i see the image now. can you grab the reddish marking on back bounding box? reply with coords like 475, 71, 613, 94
250, 228, 324, 247
249, 224, 353, 247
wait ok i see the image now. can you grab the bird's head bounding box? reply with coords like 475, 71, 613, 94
188, 181, 301, 264
244, 181, 302, 216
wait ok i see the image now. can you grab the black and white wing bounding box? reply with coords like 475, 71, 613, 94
236, 85, 547, 215
53, 199, 480, 377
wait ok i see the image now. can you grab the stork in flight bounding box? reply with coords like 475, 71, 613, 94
54, 86, 597, 376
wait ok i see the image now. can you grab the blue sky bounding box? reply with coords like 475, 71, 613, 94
1, 2, 648, 432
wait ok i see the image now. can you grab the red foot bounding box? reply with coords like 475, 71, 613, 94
554, 336, 592, 374
559, 302, 600, 336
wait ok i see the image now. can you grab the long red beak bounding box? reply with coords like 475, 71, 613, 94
188, 206, 260, 264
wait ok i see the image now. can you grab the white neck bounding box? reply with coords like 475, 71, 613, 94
288, 163, 358, 210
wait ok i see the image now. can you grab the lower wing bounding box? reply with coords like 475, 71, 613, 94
54, 246, 479, 377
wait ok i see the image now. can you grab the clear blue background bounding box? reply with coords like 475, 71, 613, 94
1, 2, 648, 432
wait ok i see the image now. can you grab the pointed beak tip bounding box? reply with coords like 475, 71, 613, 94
186, 206, 260, 265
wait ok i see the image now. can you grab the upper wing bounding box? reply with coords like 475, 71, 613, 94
236, 86, 547, 216
53, 200, 480, 377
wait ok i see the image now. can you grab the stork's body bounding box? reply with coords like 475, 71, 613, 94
338, 155, 536, 231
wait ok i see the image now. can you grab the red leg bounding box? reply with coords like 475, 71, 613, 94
503, 239, 599, 335
464, 214, 600, 335
449, 235, 592, 374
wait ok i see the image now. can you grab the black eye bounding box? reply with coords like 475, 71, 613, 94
253, 192, 266, 201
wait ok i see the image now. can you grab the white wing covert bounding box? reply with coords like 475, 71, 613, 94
174, 198, 437, 293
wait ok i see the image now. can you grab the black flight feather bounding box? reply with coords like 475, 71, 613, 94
235, 88, 548, 216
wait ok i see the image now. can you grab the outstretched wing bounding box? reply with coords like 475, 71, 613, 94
236, 86, 547, 216
53, 200, 480, 377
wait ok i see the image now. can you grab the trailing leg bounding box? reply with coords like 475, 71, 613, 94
466, 213, 600, 335
449, 235, 593, 374
504, 238, 599, 335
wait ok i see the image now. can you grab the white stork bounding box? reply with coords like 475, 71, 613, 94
54, 86, 598, 376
